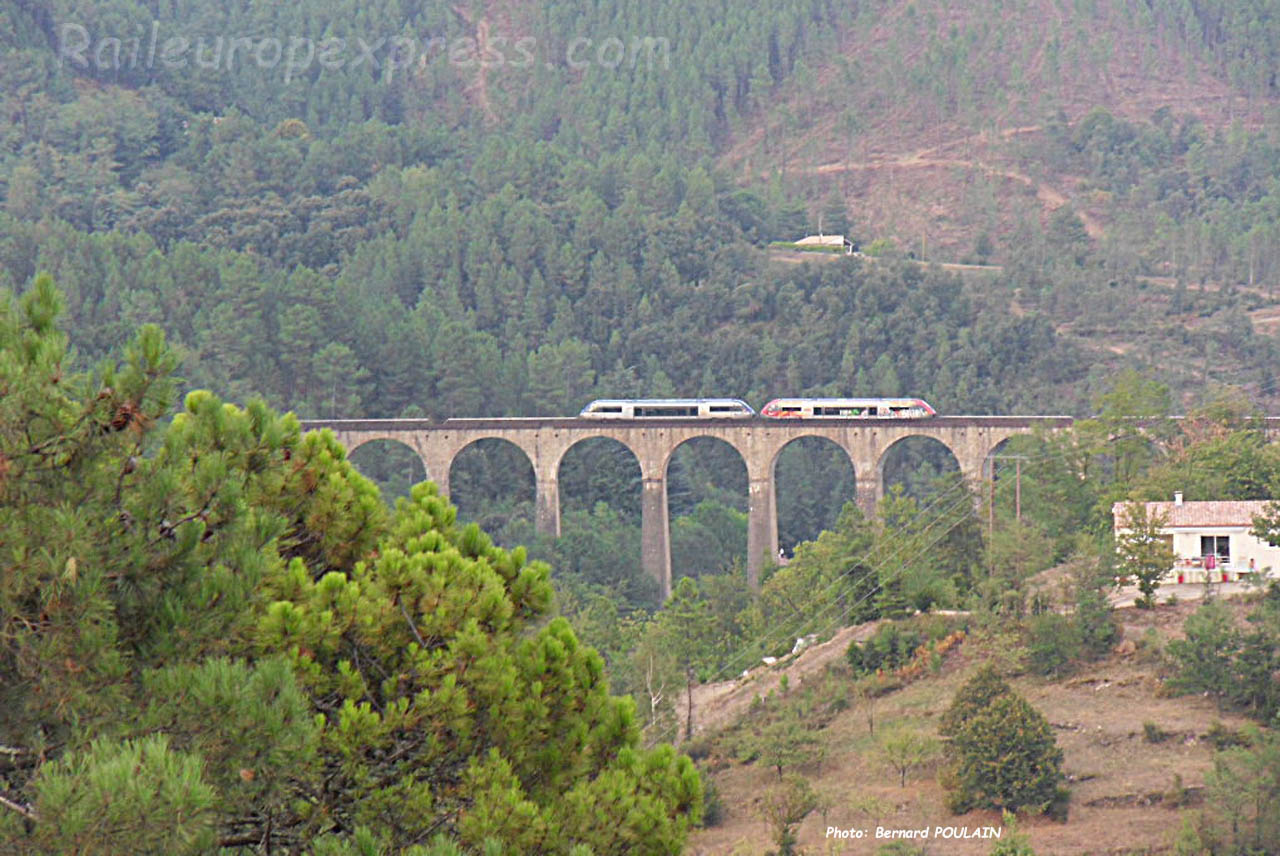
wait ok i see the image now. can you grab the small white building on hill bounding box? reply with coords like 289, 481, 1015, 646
1113, 494, 1280, 583
795, 234, 856, 253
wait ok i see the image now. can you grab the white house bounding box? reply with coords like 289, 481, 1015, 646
795, 234, 856, 254
1112, 494, 1280, 583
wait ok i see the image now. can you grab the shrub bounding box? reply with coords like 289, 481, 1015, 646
1165, 773, 1191, 808
1167, 600, 1280, 721
942, 668, 1066, 815
699, 778, 724, 827
1074, 584, 1120, 659
879, 726, 939, 787
876, 845, 926, 856
1026, 613, 1081, 676
938, 664, 1012, 738
989, 810, 1037, 855
1166, 602, 1239, 703
758, 775, 818, 856
683, 737, 713, 762
846, 623, 925, 675
1206, 721, 1249, 750
1143, 722, 1171, 743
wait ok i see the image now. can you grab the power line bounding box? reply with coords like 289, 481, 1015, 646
643, 479, 994, 745
640, 431, 1134, 746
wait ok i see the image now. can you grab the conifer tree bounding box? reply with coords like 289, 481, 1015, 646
0, 277, 702, 853
941, 667, 1065, 815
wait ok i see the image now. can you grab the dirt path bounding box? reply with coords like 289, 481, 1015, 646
679, 623, 877, 741
795, 155, 1106, 239
1250, 303, 1280, 334
450, 6, 499, 122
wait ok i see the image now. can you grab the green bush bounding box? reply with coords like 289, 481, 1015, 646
847, 623, 925, 675
939, 664, 1012, 738
1074, 585, 1120, 659
1143, 722, 1171, 743
1206, 721, 1249, 750
699, 778, 725, 827
989, 810, 1037, 855
876, 844, 926, 856
941, 668, 1066, 815
683, 737, 713, 762
1026, 613, 1082, 676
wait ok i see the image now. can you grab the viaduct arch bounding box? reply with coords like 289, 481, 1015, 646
302, 416, 1073, 599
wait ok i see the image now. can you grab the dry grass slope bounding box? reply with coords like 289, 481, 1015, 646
686, 598, 1259, 855
722, 0, 1272, 261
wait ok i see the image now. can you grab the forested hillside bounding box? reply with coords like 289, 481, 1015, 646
8, 0, 1280, 593
0, 0, 1100, 608
731, 0, 1280, 403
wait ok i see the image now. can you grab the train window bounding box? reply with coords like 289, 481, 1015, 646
710, 405, 739, 412
635, 407, 697, 417
596, 406, 623, 413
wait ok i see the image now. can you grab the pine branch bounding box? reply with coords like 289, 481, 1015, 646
399, 598, 429, 650
0, 791, 36, 821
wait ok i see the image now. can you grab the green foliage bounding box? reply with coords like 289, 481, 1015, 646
1073, 565, 1121, 660
879, 726, 939, 787
941, 667, 1065, 816
1166, 602, 1240, 702
874, 480, 976, 612
750, 501, 879, 642
699, 778, 725, 828
9, 735, 216, 855
1165, 600, 1280, 722
140, 657, 319, 833
989, 811, 1036, 856
938, 664, 1012, 738
1143, 722, 1171, 744
757, 775, 818, 856
847, 623, 925, 675
750, 714, 823, 780
875, 845, 926, 856
1181, 728, 1280, 855
671, 500, 748, 580
1025, 613, 1081, 677
0, 280, 702, 852
1115, 502, 1175, 608
945, 693, 1066, 815
1206, 722, 1251, 751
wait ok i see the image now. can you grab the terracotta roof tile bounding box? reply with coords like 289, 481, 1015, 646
1112, 500, 1275, 528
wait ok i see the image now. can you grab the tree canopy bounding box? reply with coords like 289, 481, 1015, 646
0, 277, 701, 853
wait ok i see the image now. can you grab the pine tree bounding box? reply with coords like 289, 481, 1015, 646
941, 668, 1065, 815
938, 664, 1012, 738
1115, 502, 1175, 608
0, 278, 703, 852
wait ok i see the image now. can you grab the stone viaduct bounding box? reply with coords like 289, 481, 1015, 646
301, 415, 1073, 599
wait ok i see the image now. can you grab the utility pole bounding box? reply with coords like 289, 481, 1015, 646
988, 465, 995, 574
990, 454, 1029, 526
1015, 457, 1022, 523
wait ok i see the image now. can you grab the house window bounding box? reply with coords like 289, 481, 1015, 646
1201, 535, 1230, 562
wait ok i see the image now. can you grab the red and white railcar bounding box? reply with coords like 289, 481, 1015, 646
760, 398, 936, 419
